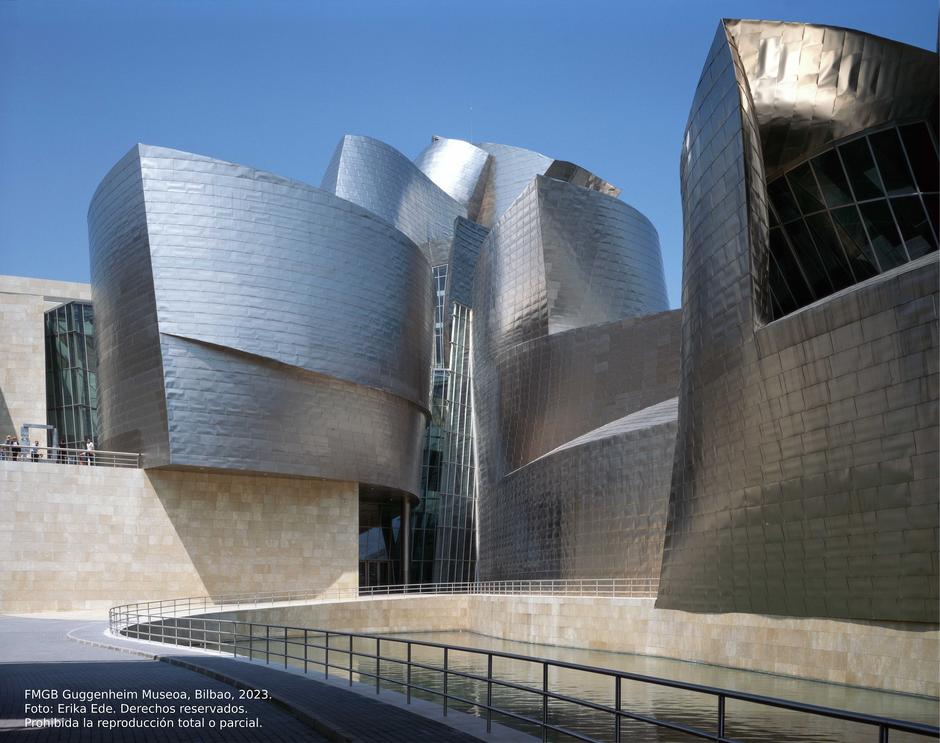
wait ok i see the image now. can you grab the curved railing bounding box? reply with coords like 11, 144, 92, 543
0, 444, 140, 468
109, 588, 939, 743
107, 579, 659, 620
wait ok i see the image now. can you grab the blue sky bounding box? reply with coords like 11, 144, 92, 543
0, 0, 935, 307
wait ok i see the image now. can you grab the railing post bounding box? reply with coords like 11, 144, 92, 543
376, 638, 381, 694
717, 694, 725, 740
406, 642, 412, 704
232, 621, 237, 658
325, 631, 330, 680
284, 627, 288, 668
349, 635, 354, 686
486, 653, 493, 733
542, 662, 549, 742
266, 625, 270, 664
443, 647, 448, 716
879, 725, 889, 743
615, 676, 621, 743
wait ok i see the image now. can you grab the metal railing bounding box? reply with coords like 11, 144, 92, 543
109, 595, 939, 742
106, 579, 660, 621
0, 444, 140, 468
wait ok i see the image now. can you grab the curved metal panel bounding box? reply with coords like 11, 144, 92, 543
89, 144, 431, 496
472, 167, 679, 582
88, 145, 170, 462
321, 134, 467, 248
477, 399, 677, 581
659, 21, 939, 622
474, 142, 623, 227
475, 142, 554, 227
725, 19, 939, 179
413, 136, 492, 222
160, 334, 426, 494
473, 311, 681, 482
443, 217, 489, 323
473, 176, 669, 358
138, 145, 431, 409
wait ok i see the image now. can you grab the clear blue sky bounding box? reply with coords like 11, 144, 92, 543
0, 0, 935, 307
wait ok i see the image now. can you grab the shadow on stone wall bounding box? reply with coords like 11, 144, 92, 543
147, 469, 358, 598
0, 388, 14, 438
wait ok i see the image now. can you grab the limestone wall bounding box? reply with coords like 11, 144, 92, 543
212, 594, 938, 697
0, 275, 91, 439
0, 462, 358, 611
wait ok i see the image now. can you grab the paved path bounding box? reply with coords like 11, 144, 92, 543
1, 616, 503, 742
0, 616, 327, 741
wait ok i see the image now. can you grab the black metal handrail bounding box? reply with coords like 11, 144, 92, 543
0, 443, 139, 468
109, 604, 939, 743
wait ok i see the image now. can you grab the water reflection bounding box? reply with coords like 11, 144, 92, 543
232, 629, 937, 743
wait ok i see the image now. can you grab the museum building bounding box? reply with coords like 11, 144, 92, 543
0, 19, 936, 629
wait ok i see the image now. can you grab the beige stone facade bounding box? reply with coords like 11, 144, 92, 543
0, 275, 92, 440
0, 462, 358, 612
214, 595, 939, 697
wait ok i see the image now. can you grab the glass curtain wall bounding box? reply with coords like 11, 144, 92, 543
411, 266, 478, 583
766, 121, 938, 320
44, 301, 98, 448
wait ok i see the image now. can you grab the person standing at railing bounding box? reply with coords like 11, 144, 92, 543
10, 437, 20, 461
85, 438, 95, 466
31, 441, 40, 462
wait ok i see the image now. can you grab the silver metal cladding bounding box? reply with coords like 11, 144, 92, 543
658, 21, 939, 622
414, 136, 493, 223
478, 399, 678, 581
322, 134, 468, 249
89, 144, 432, 496
472, 166, 679, 582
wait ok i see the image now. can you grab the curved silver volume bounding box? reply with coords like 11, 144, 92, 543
89, 144, 431, 497
658, 21, 939, 622
473, 172, 679, 581
322, 134, 467, 249
413, 136, 492, 222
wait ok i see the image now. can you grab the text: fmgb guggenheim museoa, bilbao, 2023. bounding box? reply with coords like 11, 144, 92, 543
87, 19, 938, 623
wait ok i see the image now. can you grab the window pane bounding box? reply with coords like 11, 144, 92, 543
812, 149, 853, 207
781, 218, 833, 296
922, 194, 939, 237
767, 249, 799, 319
768, 178, 801, 222
858, 200, 908, 269
899, 123, 939, 194
831, 205, 879, 279
804, 213, 855, 291
787, 162, 825, 213
891, 196, 937, 259
869, 129, 916, 196
839, 138, 883, 200
81, 304, 95, 336
769, 227, 813, 308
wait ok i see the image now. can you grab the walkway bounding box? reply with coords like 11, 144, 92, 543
0, 616, 493, 742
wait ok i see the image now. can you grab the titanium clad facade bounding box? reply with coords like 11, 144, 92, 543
481, 399, 678, 581
474, 176, 669, 359
321, 134, 467, 248
474, 142, 554, 227
414, 136, 492, 222
473, 171, 679, 581
90, 144, 431, 496
658, 20, 939, 622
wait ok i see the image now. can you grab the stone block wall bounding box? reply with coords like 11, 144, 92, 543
212, 595, 939, 697
0, 463, 358, 611
0, 276, 91, 439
